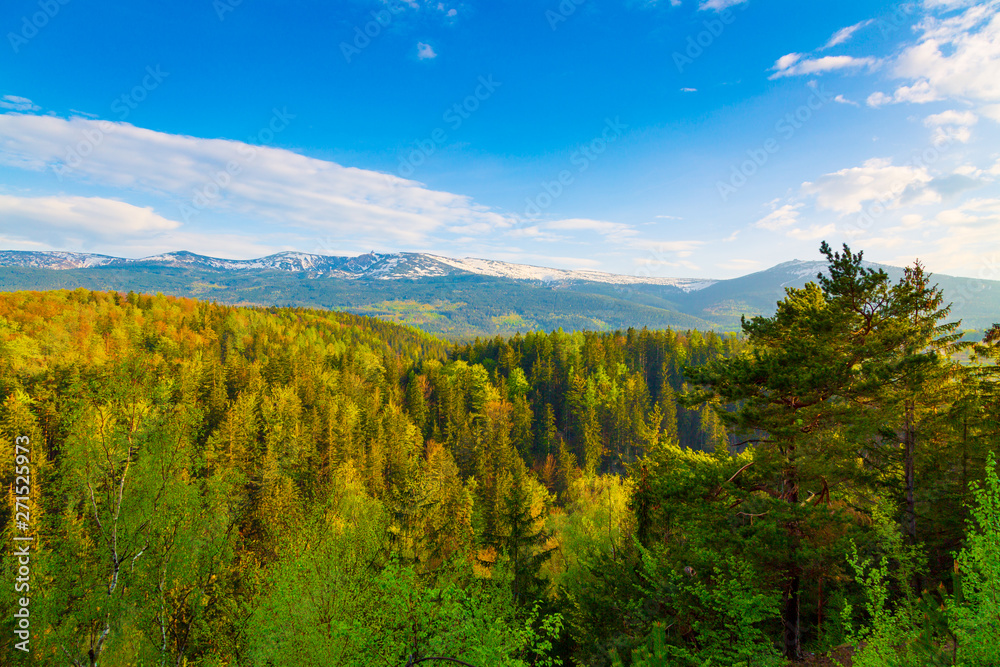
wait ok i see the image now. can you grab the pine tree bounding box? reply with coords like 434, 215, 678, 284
683, 242, 961, 660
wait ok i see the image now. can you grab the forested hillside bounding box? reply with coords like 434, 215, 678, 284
3, 250, 999, 339
0, 266, 719, 339
1, 244, 999, 666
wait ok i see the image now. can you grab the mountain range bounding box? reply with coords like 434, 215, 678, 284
0, 250, 995, 338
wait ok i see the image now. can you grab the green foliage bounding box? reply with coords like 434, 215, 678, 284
840, 507, 926, 667
0, 267, 725, 339
841, 456, 1000, 667
628, 553, 783, 667
0, 248, 996, 667
951, 451, 1000, 664
544, 473, 632, 632
682, 243, 966, 660
249, 472, 562, 666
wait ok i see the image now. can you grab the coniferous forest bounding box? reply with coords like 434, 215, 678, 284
1, 243, 998, 666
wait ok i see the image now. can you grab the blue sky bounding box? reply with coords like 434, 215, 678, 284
1, 0, 998, 279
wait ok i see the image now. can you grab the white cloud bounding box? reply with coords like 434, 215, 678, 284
866, 92, 891, 107
882, 197, 1000, 275
0, 112, 510, 246
923, 109, 978, 143
0, 95, 39, 112
754, 203, 802, 230
544, 218, 639, 243
787, 223, 837, 240
867, 80, 941, 107
939, 197, 1000, 223
507, 225, 554, 241
867, 3, 1000, 110
981, 103, 1000, 121
823, 19, 875, 49
924, 109, 979, 126
646, 240, 704, 253
417, 42, 437, 59
634, 240, 705, 271
699, 0, 747, 10
680, 87, 698, 92
770, 55, 877, 78
633, 256, 700, 271
800, 158, 936, 214
899, 213, 927, 228
924, 0, 981, 8
834, 94, 860, 106
0, 195, 180, 247
718, 258, 761, 270
751, 202, 834, 240
774, 53, 802, 70
932, 125, 974, 144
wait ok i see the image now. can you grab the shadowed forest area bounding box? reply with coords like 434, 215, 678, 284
1, 244, 998, 666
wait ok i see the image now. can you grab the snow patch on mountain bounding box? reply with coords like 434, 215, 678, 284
0, 250, 118, 269
428, 255, 715, 291
0, 249, 717, 290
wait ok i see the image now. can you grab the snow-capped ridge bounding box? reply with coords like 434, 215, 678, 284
427, 255, 714, 290
0, 249, 717, 290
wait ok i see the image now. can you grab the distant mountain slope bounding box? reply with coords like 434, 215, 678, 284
0, 262, 717, 339
0, 250, 713, 289
0, 250, 995, 337
668, 260, 999, 330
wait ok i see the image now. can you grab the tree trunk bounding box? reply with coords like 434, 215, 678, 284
816, 576, 824, 644
783, 574, 801, 661
783, 450, 802, 661
903, 400, 920, 595
904, 400, 916, 544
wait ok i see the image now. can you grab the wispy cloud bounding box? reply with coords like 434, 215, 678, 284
0, 112, 511, 247
753, 203, 802, 230
0, 95, 39, 112
699, 0, 747, 11
417, 42, 437, 59
787, 223, 837, 240
823, 19, 875, 49
770, 54, 877, 78
718, 258, 761, 270
543, 218, 639, 242
640, 240, 705, 269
